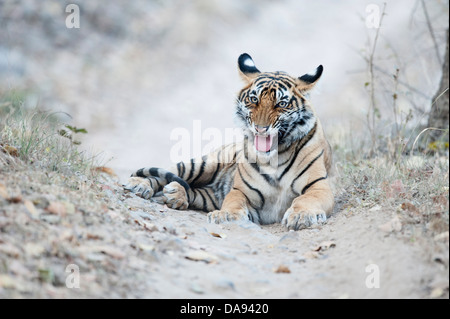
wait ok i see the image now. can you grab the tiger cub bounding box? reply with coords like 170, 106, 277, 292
125, 53, 334, 230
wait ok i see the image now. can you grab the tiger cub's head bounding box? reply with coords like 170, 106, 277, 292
235, 53, 322, 154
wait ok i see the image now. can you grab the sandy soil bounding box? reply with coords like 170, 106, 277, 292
1, 167, 447, 298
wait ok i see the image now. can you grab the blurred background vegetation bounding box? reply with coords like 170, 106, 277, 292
0, 0, 448, 179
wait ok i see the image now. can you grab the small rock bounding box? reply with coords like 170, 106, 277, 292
303, 251, 319, 259
46, 201, 67, 215
189, 282, 205, 294
185, 250, 219, 264
24, 200, 40, 219
430, 287, 444, 298
24, 243, 46, 257
434, 231, 449, 242
378, 215, 402, 233
32, 196, 50, 209
62, 201, 75, 215
0, 274, 17, 288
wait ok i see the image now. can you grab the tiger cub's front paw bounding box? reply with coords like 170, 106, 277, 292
124, 177, 154, 199
162, 182, 189, 210
282, 208, 327, 231
207, 209, 249, 224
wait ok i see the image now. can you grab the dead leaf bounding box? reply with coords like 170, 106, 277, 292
86, 233, 102, 240
46, 201, 67, 216
7, 195, 22, 204
94, 166, 118, 177
0, 183, 8, 199
185, 250, 219, 264
210, 232, 227, 239
96, 246, 126, 260
401, 202, 420, 214
2, 144, 19, 157
313, 241, 336, 252
274, 265, 291, 273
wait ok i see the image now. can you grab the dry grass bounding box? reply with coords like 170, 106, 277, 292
331, 129, 449, 238
0, 92, 101, 187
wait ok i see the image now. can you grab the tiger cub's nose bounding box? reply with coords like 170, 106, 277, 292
255, 125, 269, 134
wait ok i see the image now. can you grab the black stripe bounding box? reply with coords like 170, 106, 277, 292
164, 171, 190, 192
250, 162, 276, 185
197, 189, 208, 212
177, 162, 182, 177
279, 123, 317, 180
234, 187, 259, 212
190, 189, 197, 205
191, 160, 206, 186
301, 175, 328, 195
278, 82, 287, 91
204, 188, 219, 210
186, 158, 195, 181
149, 167, 159, 177
238, 166, 265, 209
154, 178, 161, 190
136, 168, 144, 177
290, 150, 325, 193
210, 162, 221, 184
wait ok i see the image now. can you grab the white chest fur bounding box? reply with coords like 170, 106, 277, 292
258, 178, 296, 224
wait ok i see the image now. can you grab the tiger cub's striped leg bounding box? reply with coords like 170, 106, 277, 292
282, 177, 334, 230
125, 168, 189, 209
207, 188, 249, 224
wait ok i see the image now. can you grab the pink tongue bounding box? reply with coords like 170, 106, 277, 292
255, 135, 273, 152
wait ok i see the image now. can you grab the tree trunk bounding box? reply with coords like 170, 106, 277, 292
427, 29, 449, 142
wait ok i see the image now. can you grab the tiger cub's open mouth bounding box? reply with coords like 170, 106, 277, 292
254, 134, 277, 153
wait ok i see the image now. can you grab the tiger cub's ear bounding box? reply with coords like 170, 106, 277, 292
296, 65, 323, 92
238, 53, 260, 83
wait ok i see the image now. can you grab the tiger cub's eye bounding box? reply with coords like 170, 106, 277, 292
250, 96, 259, 104
277, 101, 288, 108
